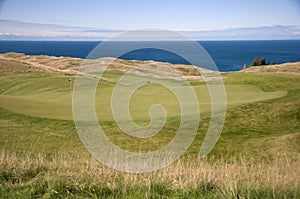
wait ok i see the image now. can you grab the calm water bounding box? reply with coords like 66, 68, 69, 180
0, 40, 299, 72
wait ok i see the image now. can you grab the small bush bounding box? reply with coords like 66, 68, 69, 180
250, 57, 276, 66
251, 57, 260, 66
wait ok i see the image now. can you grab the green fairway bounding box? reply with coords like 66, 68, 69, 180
0, 73, 286, 121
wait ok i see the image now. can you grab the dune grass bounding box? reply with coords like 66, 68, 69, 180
0, 151, 299, 199
0, 70, 299, 198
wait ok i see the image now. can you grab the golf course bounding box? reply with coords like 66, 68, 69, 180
0, 53, 299, 198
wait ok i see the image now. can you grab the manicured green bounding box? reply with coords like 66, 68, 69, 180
0, 73, 286, 121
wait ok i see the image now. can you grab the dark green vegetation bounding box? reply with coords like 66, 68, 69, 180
250, 57, 276, 66
0, 61, 299, 198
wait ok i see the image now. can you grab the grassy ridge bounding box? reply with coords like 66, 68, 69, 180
0, 70, 299, 198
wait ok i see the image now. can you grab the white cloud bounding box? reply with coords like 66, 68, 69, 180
1, 20, 300, 40
182, 25, 300, 40
0, 20, 122, 40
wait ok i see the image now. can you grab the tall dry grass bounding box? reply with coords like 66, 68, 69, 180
1, 150, 299, 192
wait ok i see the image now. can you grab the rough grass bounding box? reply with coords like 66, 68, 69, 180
245, 62, 300, 73
0, 151, 299, 198
0, 52, 82, 70
0, 58, 48, 74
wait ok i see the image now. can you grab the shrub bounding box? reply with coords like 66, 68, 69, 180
258, 57, 266, 65
250, 57, 274, 66
250, 57, 260, 66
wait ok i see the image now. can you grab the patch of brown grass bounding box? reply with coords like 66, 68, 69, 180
1, 151, 299, 191
245, 62, 300, 74
0, 58, 48, 74
0, 53, 212, 80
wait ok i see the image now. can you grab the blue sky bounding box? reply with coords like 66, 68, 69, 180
0, 0, 300, 40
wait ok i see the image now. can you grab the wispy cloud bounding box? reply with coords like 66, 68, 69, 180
0, 20, 300, 40
0, 20, 122, 40
183, 25, 300, 40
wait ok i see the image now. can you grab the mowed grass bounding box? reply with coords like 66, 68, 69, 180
0, 72, 286, 121
0, 70, 299, 198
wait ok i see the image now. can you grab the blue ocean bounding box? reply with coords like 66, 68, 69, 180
0, 40, 299, 72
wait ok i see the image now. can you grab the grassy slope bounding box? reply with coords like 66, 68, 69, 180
0, 68, 299, 197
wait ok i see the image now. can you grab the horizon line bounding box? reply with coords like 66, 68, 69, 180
1, 39, 300, 42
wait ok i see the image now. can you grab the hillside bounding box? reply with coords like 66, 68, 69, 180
1, 53, 300, 79
0, 52, 214, 81
0, 52, 299, 198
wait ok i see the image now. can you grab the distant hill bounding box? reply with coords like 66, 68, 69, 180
1, 53, 299, 80
0, 52, 215, 81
